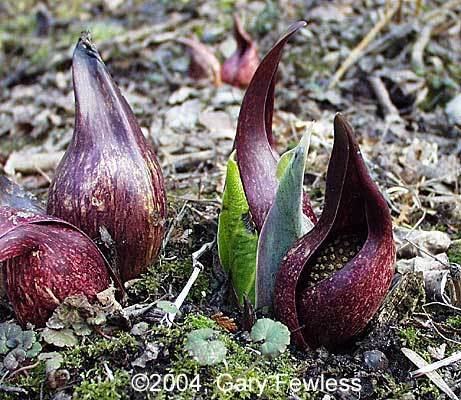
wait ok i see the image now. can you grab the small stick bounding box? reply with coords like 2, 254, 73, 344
421, 304, 461, 345
403, 238, 450, 267
4, 151, 65, 175
123, 302, 157, 318
368, 75, 400, 117
9, 361, 40, 378
411, 352, 461, 378
103, 362, 115, 381
0, 384, 28, 394
411, 13, 447, 73
328, 2, 400, 89
423, 301, 461, 313
402, 348, 459, 400
162, 241, 214, 327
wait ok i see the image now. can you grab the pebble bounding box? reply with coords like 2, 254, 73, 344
363, 350, 389, 371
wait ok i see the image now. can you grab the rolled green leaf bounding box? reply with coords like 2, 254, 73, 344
256, 133, 314, 309
217, 153, 258, 304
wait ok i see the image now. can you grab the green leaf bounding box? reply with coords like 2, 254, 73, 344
38, 352, 63, 374
0, 323, 41, 359
184, 328, 227, 366
217, 152, 258, 304
41, 328, 78, 348
275, 147, 296, 180
0, 340, 8, 354
156, 300, 179, 315
20, 331, 35, 350
256, 133, 314, 309
3, 348, 26, 370
3, 323, 22, 348
131, 322, 149, 336
72, 323, 92, 337
250, 318, 290, 358
86, 310, 106, 327
26, 341, 42, 358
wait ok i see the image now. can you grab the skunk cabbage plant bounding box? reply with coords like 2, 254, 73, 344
221, 15, 260, 88
0, 176, 112, 327
218, 21, 316, 306
47, 33, 167, 283
274, 116, 395, 349
177, 37, 222, 86
218, 22, 395, 350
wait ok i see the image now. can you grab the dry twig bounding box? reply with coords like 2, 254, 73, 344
329, 2, 401, 89
162, 241, 214, 327
368, 75, 400, 118
402, 348, 459, 400
411, 352, 461, 378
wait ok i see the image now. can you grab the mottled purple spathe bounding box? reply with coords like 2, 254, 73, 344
47, 35, 167, 283
274, 115, 395, 350
0, 177, 111, 327
235, 21, 316, 232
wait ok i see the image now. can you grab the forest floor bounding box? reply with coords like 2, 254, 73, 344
0, 0, 461, 399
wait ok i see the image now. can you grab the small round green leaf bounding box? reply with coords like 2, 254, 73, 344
4, 348, 26, 370
156, 300, 179, 315
184, 328, 227, 366
250, 318, 290, 358
41, 328, 78, 348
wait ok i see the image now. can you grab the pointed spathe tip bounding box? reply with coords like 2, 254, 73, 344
333, 112, 346, 126
333, 113, 354, 139
285, 20, 308, 36
74, 31, 103, 62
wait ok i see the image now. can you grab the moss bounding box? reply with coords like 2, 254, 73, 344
63, 331, 138, 369
448, 240, 461, 265
373, 373, 440, 399
218, 0, 237, 12
2, 362, 47, 400
373, 374, 413, 398
30, 43, 51, 65
54, 0, 90, 19
58, 22, 125, 51
130, 256, 211, 304
398, 326, 421, 349
3, 14, 36, 35
447, 315, 461, 329
253, 0, 280, 35
184, 314, 217, 330
85, 22, 125, 44
419, 73, 458, 111
0, 135, 42, 155
73, 369, 131, 400
154, 314, 308, 400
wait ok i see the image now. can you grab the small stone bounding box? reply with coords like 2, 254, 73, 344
364, 350, 389, 371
